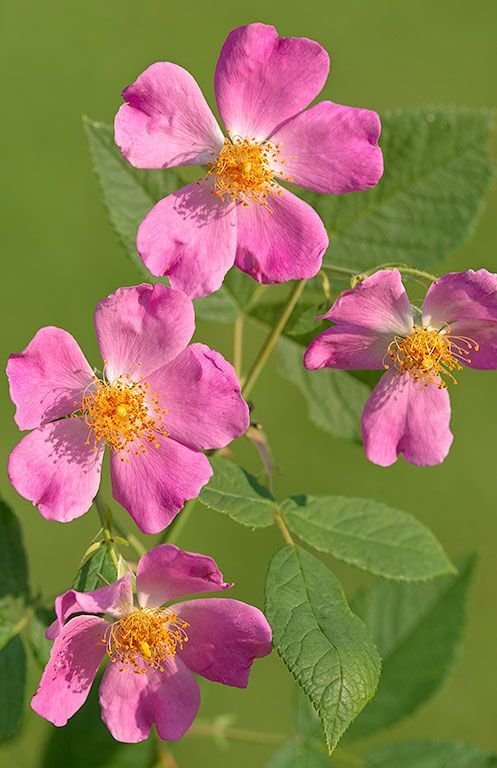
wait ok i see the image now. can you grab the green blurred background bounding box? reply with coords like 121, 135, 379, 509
1, 0, 496, 765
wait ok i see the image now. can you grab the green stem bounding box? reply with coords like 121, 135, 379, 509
242, 280, 307, 399
234, 312, 245, 379
189, 721, 286, 746
112, 518, 146, 558
274, 511, 295, 546
326, 262, 438, 285
160, 498, 197, 545
94, 491, 120, 571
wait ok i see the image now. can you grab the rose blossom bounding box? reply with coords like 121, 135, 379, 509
304, 269, 497, 466
115, 22, 383, 298
32, 543, 272, 743
7, 284, 249, 532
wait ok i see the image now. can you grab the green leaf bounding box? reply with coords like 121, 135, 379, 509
0, 636, 26, 743
194, 286, 239, 323
366, 741, 497, 768
83, 118, 182, 280
301, 107, 495, 272
27, 607, 55, 668
0, 498, 29, 599
277, 337, 369, 442
41, 681, 153, 768
282, 495, 454, 581
266, 545, 380, 752
346, 554, 476, 741
0, 595, 26, 651
72, 543, 118, 591
199, 456, 276, 528
267, 741, 331, 767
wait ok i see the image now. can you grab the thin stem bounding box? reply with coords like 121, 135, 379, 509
112, 518, 146, 558
274, 511, 294, 545
326, 262, 438, 285
94, 491, 120, 571
160, 498, 197, 545
242, 280, 307, 399
234, 312, 245, 379
189, 721, 286, 746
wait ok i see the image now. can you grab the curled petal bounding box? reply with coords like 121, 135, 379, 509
422, 269, 497, 327
304, 325, 391, 371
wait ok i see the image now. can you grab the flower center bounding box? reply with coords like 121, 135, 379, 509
207, 134, 292, 209
73, 375, 168, 455
103, 608, 189, 674
385, 325, 479, 387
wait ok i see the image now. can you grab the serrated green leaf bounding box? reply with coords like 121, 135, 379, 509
0, 636, 26, 743
41, 681, 153, 768
0, 498, 29, 600
266, 545, 380, 752
282, 495, 454, 581
199, 457, 276, 528
83, 118, 181, 280
300, 107, 495, 272
267, 740, 331, 767
72, 543, 118, 591
366, 740, 497, 767
277, 337, 369, 442
27, 607, 55, 668
346, 554, 476, 741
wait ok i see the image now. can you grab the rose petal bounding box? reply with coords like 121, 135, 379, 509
136, 544, 231, 609
46, 573, 133, 641
110, 437, 212, 534
94, 284, 195, 382
175, 598, 272, 687
8, 419, 104, 522
215, 23, 329, 139
270, 101, 383, 194
137, 181, 237, 298
323, 269, 414, 335
422, 269, 497, 327
115, 62, 223, 169
446, 319, 497, 370
304, 325, 390, 370
361, 368, 453, 467
99, 656, 200, 743
235, 186, 328, 284
7, 327, 93, 430
147, 343, 249, 451
31, 615, 107, 726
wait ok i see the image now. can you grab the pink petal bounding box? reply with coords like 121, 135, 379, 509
146, 343, 249, 451
422, 269, 497, 327
304, 325, 390, 370
94, 284, 194, 382
214, 23, 329, 139
8, 419, 104, 522
136, 544, 231, 609
270, 101, 383, 194
361, 368, 453, 467
31, 615, 107, 727
46, 573, 133, 641
7, 327, 93, 430
99, 656, 200, 743
445, 319, 497, 369
137, 181, 237, 298
235, 187, 328, 284
175, 598, 272, 687
110, 438, 212, 534
323, 269, 414, 334
115, 62, 223, 169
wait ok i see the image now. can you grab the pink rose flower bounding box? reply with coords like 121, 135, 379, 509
31, 544, 272, 743
115, 22, 383, 298
7, 284, 249, 532
304, 269, 497, 466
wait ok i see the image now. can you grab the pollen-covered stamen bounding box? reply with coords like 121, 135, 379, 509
384, 325, 479, 388
103, 608, 189, 674
207, 133, 293, 209
72, 374, 168, 455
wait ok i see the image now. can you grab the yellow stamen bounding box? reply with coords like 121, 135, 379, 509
206, 134, 293, 209
72, 375, 168, 456
384, 324, 479, 388
103, 608, 189, 674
